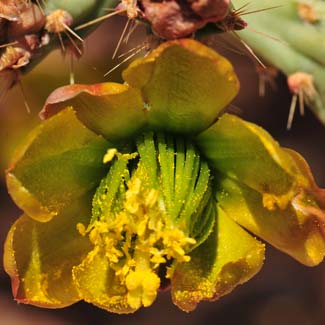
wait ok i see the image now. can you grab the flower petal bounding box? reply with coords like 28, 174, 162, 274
197, 113, 312, 206
7, 107, 109, 222
40, 83, 146, 142
122, 39, 239, 134
198, 113, 325, 265
3, 194, 93, 307
72, 249, 136, 314
216, 175, 325, 266
171, 207, 265, 312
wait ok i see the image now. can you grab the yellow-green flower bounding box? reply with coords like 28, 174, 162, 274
4, 39, 325, 313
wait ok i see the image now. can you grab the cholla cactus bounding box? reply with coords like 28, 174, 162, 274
232, 0, 325, 127
2, 0, 325, 317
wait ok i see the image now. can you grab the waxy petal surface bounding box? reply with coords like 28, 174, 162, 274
3, 194, 93, 307
41, 83, 146, 143
73, 249, 136, 314
123, 39, 239, 134
217, 176, 325, 266
197, 113, 310, 204
197, 113, 325, 264
171, 207, 264, 312
7, 108, 109, 222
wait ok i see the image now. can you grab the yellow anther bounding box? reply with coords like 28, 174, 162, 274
125, 270, 160, 309
103, 148, 117, 163
76, 223, 86, 236
263, 191, 296, 211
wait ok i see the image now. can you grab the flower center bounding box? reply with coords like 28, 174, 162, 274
78, 132, 215, 309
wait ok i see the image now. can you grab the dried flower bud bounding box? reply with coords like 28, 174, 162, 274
191, 0, 230, 19
0, 45, 30, 70
141, 0, 231, 39
0, 0, 30, 21
8, 4, 46, 40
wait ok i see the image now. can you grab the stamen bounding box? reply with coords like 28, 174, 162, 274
82, 133, 213, 309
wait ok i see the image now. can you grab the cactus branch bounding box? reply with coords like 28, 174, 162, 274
232, 0, 325, 126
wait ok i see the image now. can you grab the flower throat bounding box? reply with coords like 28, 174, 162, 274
78, 132, 215, 309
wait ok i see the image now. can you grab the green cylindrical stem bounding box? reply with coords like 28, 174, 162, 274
232, 0, 325, 124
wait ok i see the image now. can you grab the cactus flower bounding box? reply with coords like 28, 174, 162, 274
4, 39, 325, 313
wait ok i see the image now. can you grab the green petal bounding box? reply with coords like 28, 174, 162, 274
122, 39, 239, 134
216, 175, 325, 266
40, 83, 146, 143
7, 107, 109, 222
72, 249, 136, 314
197, 113, 310, 205
199, 112, 325, 266
171, 207, 265, 312
3, 194, 92, 307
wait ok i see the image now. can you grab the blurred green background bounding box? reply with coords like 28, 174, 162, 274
1, 17, 325, 325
